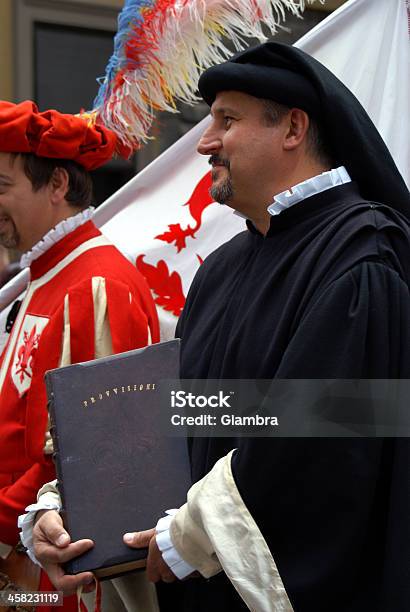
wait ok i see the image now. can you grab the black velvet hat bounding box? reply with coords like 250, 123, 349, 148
198, 42, 410, 218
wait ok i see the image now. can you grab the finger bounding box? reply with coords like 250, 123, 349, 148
146, 561, 175, 584
146, 566, 161, 583
156, 559, 177, 584
36, 539, 94, 565
43, 563, 94, 596
123, 528, 155, 548
146, 537, 176, 583
145, 548, 161, 584
34, 511, 71, 547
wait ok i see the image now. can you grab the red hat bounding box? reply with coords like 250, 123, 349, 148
0, 100, 117, 170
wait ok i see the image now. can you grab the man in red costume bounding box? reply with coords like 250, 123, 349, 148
0, 101, 159, 609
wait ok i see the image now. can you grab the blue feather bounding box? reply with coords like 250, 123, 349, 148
93, 0, 156, 109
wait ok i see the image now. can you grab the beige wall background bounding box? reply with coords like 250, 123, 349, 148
0, 0, 123, 102
0, 0, 13, 101
61, 0, 123, 7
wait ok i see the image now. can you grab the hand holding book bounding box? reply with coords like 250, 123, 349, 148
43, 340, 191, 578
123, 529, 177, 583
123, 516, 197, 582
32, 510, 195, 594
33, 510, 95, 596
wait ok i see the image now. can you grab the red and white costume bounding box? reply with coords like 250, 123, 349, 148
0, 215, 159, 548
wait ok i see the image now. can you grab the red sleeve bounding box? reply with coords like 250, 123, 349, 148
0, 462, 56, 545
105, 277, 150, 352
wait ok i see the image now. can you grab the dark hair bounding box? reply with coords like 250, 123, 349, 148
261, 99, 335, 167
17, 153, 93, 208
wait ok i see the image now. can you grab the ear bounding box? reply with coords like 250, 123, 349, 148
282, 109, 310, 152
49, 167, 70, 204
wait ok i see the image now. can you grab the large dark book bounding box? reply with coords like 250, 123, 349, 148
45, 339, 190, 579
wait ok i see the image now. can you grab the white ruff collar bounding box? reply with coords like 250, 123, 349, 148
20, 207, 94, 268
268, 166, 351, 217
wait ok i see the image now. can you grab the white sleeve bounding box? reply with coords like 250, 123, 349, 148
155, 509, 195, 579
169, 451, 293, 612
17, 480, 62, 566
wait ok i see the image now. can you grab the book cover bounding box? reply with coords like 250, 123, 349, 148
45, 339, 190, 578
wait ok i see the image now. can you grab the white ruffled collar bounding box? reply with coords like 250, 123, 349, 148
268, 166, 351, 217
20, 207, 94, 268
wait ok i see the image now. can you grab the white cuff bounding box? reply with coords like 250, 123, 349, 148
156, 509, 196, 580
18, 498, 62, 566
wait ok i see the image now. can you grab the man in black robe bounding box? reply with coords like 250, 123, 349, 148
32, 43, 410, 611
134, 43, 410, 612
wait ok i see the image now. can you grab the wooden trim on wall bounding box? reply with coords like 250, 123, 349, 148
52, 0, 124, 10
0, 0, 13, 101
14, 0, 119, 102
52, 0, 123, 8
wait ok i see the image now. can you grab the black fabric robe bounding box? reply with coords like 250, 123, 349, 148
175, 182, 410, 612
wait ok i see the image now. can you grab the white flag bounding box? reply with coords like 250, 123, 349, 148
1, 0, 408, 344
295, 0, 410, 187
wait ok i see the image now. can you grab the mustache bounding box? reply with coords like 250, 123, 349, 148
208, 155, 230, 170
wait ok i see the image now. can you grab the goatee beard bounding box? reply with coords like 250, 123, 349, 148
0, 220, 19, 249
208, 155, 234, 204
210, 176, 234, 204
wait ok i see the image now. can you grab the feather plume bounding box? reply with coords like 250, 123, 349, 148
91, 0, 321, 152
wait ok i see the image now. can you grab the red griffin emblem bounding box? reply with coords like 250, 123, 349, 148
15, 325, 40, 383
137, 172, 213, 316
155, 172, 213, 252
136, 256, 185, 316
